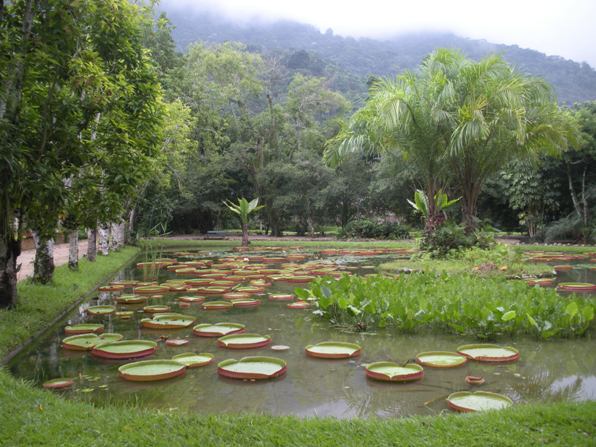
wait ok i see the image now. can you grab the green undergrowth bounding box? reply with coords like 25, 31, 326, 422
299, 273, 595, 339
142, 237, 416, 250
0, 370, 594, 447
378, 245, 554, 277
515, 244, 596, 254
0, 246, 139, 361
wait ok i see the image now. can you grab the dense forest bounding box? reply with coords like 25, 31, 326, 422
161, 9, 596, 106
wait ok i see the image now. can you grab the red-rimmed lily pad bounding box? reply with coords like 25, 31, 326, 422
172, 352, 214, 368
43, 378, 74, 390
62, 333, 123, 351
115, 311, 134, 319
466, 375, 485, 385
231, 299, 261, 308
304, 341, 362, 359
115, 294, 146, 304
526, 278, 555, 287
415, 351, 467, 368
222, 292, 251, 300
165, 338, 189, 347
202, 300, 233, 311
98, 284, 124, 292
457, 344, 520, 363
64, 323, 104, 335
87, 305, 116, 316
178, 295, 205, 304
91, 339, 158, 359
194, 287, 230, 295
556, 282, 596, 293
269, 294, 294, 301
279, 275, 315, 284
141, 313, 195, 329
118, 359, 186, 382
193, 322, 246, 337
143, 304, 171, 313
217, 333, 272, 349
134, 285, 170, 295
364, 362, 424, 382
446, 391, 513, 413
217, 356, 287, 380
554, 265, 573, 272
287, 301, 310, 309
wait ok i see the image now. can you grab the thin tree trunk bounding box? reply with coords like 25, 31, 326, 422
98, 224, 109, 256
0, 213, 20, 308
126, 208, 136, 244
110, 221, 125, 250
32, 231, 55, 284
241, 223, 249, 247
68, 230, 79, 270
87, 228, 97, 261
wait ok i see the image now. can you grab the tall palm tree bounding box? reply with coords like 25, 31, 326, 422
224, 197, 264, 247
325, 49, 579, 230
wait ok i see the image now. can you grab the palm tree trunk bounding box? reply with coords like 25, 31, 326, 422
87, 228, 97, 261
32, 231, 55, 284
68, 230, 79, 270
241, 223, 249, 247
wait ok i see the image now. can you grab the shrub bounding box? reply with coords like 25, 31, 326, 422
339, 219, 410, 240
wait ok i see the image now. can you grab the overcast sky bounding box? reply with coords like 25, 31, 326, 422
161, 0, 596, 67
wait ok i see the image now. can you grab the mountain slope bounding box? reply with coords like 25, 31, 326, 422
163, 10, 596, 105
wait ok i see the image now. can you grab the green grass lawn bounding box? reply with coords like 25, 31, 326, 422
1, 241, 595, 446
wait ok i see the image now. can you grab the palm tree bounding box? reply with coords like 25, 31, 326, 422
224, 197, 264, 247
326, 49, 578, 231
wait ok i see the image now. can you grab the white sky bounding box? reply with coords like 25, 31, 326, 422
161, 0, 596, 67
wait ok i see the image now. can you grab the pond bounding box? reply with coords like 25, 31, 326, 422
9, 247, 596, 418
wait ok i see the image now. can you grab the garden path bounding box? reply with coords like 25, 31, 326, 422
17, 240, 88, 282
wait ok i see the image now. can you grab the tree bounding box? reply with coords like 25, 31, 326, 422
224, 198, 264, 247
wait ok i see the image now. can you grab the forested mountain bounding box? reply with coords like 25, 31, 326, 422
162, 9, 596, 105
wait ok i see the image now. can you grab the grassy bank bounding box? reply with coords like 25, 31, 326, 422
1, 241, 595, 446
1, 370, 594, 446
0, 246, 139, 361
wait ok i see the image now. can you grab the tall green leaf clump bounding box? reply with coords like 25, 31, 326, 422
298, 274, 595, 340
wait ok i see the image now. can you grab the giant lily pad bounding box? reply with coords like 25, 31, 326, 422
415, 351, 467, 368
141, 313, 195, 329
365, 362, 424, 382
305, 341, 362, 359
43, 378, 74, 390
134, 285, 170, 295
222, 292, 251, 301
62, 333, 123, 351
87, 305, 116, 316
287, 301, 310, 309
217, 356, 287, 380
202, 301, 233, 311
457, 344, 520, 363
268, 294, 294, 301
98, 284, 124, 292
64, 323, 104, 335
91, 340, 158, 359
231, 299, 261, 308
217, 333, 272, 349
118, 359, 186, 382
178, 296, 205, 304
115, 295, 146, 304
143, 304, 171, 313
172, 352, 214, 368
193, 322, 246, 337
446, 391, 513, 413
557, 282, 596, 293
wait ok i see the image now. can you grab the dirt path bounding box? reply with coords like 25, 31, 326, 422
17, 240, 88, 282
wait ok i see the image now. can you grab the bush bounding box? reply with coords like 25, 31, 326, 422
421, 223, 496, 257
339, 219, 410, 240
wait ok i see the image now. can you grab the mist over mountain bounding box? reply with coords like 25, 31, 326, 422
162, 9, 596, 105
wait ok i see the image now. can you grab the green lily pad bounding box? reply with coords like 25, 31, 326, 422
91, 340, 158, 359
365, 362, 424, 382
305, 341, 362, 359
447, 391, 513, 412
192, 322, 246, 337
217, 333, 271, 349
457, 344, 520, 363
172, 352, 214, 368
217, 356, 287, 380
141, 313, 195, 329
64, 323, 104, 335
118, 359, 187, 382
87, 305, 116, 316
416, 351, 467, 368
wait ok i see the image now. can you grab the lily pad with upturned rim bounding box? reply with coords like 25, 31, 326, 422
287, 301, 310, 309
217, 356, 287, 380
202, 301, 233, 311
143, 304, 171, 313
217, 333, 272, 349
446, 391, 513, 412
178, 296, 206, 304
115, 295, 146, 304
134, 285, 170, 295
172, 352, 214, 368
64, 323, 104, 335
231, 299, 261, 308
118, 359, 186, 382
43, 378, 75, 390
364, 362, 424, 382
556, 282, 596, 293
141, 313, 195, 329
91, 339, 158, 359
193, 322, 246, 337
166, 338, 189, 347
304, 341, 362, 359
87, 305, 116, 316
62, 333, 123, 351
268, 294, 294, 301
457, 344, 520, 363
415, 351, 467, 368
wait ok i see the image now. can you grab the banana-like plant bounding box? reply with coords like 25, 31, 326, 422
408, 189, 460, 231
223, 197, 265, 247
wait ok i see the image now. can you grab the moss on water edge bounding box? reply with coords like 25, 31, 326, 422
1, 241, 595, 446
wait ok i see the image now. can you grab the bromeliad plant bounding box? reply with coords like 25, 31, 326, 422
223, 197, 265, 247
297, 273, 595, 340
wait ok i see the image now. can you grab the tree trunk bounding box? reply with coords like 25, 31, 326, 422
110, 221, 125, 250
461, 182, 482, 232
32, 231, 55, 284
241, 223, 249, 247
0, 228, 20, 309
68, 230, 79, 270
126, 208, 136, 244
87, 228, 97, 261
98, 224, 110, 256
